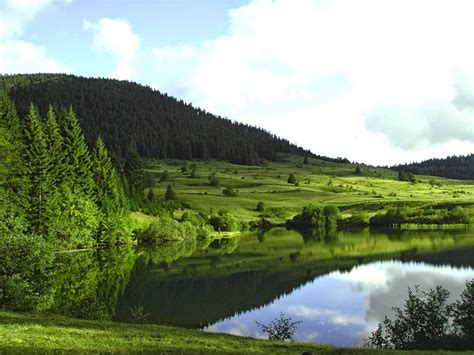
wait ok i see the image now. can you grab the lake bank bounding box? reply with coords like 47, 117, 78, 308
0, 310, 467, 354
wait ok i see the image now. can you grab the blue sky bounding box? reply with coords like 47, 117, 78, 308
1, 0, 473, 165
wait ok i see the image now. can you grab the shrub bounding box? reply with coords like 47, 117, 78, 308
0, 234, 55, 311
287, 173, 297, 184
222, 186, 237, 197
208, 212, 239, 232
256, 201, 265, 212
208, 173, 220, 186
159, 170, 170, 182
365, 280, 474, 350
255, 313, 302, 341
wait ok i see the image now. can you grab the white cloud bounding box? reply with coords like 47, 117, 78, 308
84, 18, 139, 80
0, 0, 69, 74
0, 40, 69, 73
0, 0, 53, 40
144, 0, 474, 165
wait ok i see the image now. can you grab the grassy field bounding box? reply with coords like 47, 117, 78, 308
0, 311, 469, 354
138, 155, 474, 226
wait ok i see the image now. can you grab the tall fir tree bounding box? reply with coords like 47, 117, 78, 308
44, 105, 66, 185
92, 137, 131, 244
61, 107, 95, 197
23, 104, 51, 236
0, 92, 28, 207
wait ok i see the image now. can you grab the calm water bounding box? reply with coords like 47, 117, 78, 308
53, 227, 474, 347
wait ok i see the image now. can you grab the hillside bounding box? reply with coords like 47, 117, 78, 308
0, 74, 348, 165
392, 154, 474, 181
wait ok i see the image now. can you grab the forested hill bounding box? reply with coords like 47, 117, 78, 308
0, 73, 346, 165
392, 154, 474, 180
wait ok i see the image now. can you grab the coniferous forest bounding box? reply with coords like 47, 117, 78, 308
392, 154, 474, 181
0, 92, 131, 249
0, 74, 349, 165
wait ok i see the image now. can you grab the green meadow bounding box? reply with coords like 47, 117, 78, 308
138, 155, 474, 226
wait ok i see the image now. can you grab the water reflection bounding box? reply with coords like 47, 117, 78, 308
206, 261, 474, 347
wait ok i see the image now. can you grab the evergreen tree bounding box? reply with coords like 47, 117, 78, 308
0, 92, 28, 206
61, 107, 95, 197
22, 104, 51, 236
44, 105, 66, 185
164, 185, 177, 201
92, 137, 130, 244
52, 107, 99, 247
123, 149, 144, 195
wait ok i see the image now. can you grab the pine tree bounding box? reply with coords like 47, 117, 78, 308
23, 104, 51, 236
92, 137, 130, 244
51, 107, 99, 247
44, 105, 66, 185
0, 92, 28, 206
61, 107, 95, 197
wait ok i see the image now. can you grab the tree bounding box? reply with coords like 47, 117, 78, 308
0, 92, 28, 208
123, 148, 144, 195
452, 280, 474, 339
222, 186, 237, 197
22, 104, 52, 236
92, 137, 131, 244
164, 185, 177, 201
355, 166, 361, 175
365, 283, 474, 350
303, 156, 309, 165
159, 170, 170, 182
208, 173, 220, 186
61, 107, 95, 197
287, 173, 297, 184
255, 313, 302, 341
256, 201, 265, 212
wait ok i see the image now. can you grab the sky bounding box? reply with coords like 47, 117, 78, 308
1, 0, 473, 165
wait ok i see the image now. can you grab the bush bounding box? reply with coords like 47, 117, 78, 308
159, 170, 170, 182
365, 280, 474, 350
137, 217, 184, 245
164, 185, 177, 201
208, 173, 220, 187
256, 201, 265, 212
208, 212, 239, 232
0, 234, 55, 311
287, 173, 297, 184
222, 186, 237, 197
255, 313, 302, 341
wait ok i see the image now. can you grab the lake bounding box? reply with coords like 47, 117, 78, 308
53, 227, 474, 347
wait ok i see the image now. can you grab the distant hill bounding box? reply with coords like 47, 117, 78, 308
392, 154, 474, 180
0, 73, 348, 165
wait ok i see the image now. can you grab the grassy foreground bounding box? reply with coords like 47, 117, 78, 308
0, 311, 468, 354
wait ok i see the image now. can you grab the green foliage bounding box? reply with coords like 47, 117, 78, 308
287, 204, 341, 231
255, 313, 302, 341
61, 107, 95, 196
452, 280, 474, 339
256, 201, 265, 212
365, 281, 474, 350
92, 137, 131, 245
370, 206, 471, 227
287, 173, 297, 184
164, 185, 177, 201
23, 104, 53, 236
355, 166, 361, 175
222, 186, 237, 197
159, 170, 170, 182
0, 233, 55, 311
398, 170, 416, 183
208, 212, 239, 232
208, 173, 220, 186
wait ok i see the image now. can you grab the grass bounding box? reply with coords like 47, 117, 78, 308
139, 155, 474, 227
0, 311, 468, 354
